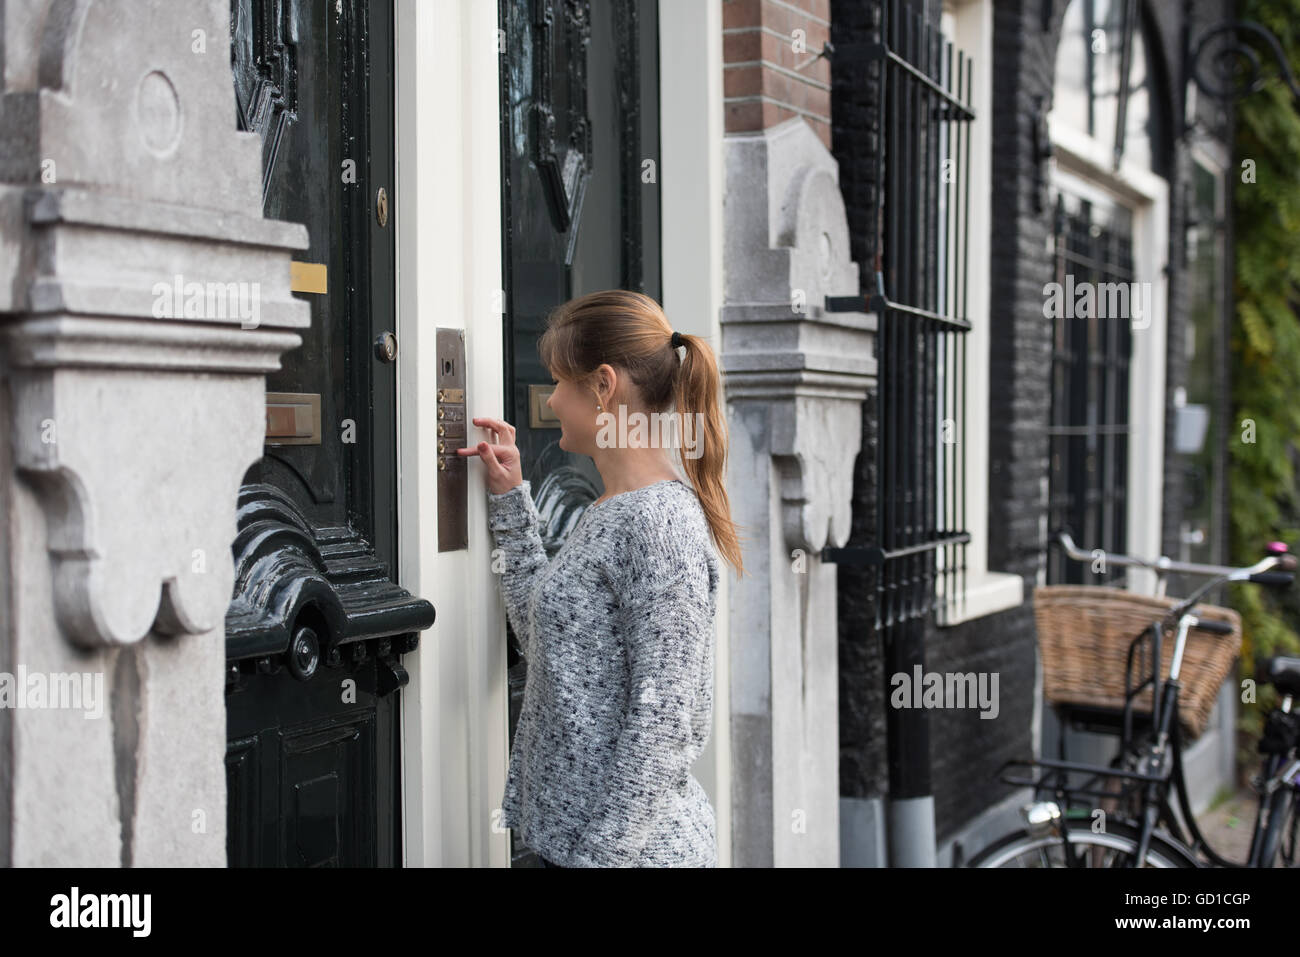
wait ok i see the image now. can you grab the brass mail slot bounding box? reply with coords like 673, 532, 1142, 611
265, 392, 322, 445
529, 384, 560, 428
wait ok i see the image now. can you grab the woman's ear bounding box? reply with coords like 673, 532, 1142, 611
595, 363, 620, 406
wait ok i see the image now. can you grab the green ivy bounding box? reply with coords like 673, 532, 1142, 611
1230, 0, 1300, 767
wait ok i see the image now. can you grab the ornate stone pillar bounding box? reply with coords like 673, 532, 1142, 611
0, 0, 305, 864
722, 116, 876, 866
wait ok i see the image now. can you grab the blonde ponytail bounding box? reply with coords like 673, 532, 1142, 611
538, 290, 747, 577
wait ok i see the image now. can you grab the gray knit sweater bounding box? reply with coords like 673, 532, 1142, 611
487, 477, 719, 867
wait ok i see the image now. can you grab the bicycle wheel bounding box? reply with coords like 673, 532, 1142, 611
967, 819, 1200, 867
1257, 786, 1296, 868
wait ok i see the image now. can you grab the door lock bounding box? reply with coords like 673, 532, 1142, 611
374, 331, 398, 362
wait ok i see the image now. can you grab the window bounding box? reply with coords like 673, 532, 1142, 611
1045, 0, 1170, 594
824, 0, 1021, 626
1051, 0, 1156, 171
1177, 149, 1228, 571
935, 0, 1023, 624
1045, 182, 1134, 585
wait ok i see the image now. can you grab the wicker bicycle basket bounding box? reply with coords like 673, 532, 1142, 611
1033, 585, 1242, 741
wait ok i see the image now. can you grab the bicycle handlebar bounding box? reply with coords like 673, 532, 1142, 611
1249, 570, 1297, 587
1053, 528, 1292, 583
1188, 616, 1235, 635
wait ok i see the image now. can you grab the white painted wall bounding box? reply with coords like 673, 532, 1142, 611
395, 0, 507, 867
659, 0, 732, 869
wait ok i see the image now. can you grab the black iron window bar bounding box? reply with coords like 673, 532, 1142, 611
822, 0, 974, 631
1045, 191, 1133, 587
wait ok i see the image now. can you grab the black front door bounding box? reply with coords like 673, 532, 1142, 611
498, 0, 661, 866
224, 0, 434, 867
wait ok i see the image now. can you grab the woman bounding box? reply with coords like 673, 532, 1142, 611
458, 289, 744, 867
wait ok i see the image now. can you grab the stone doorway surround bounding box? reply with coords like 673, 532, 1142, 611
0, 0, 306, 865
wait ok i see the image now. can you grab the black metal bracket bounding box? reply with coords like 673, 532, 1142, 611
825, 293, 973, 332
825, 41, 975, 121
824, 293, 885, 314
820, 40, 886, 65
822, 532, 970, 566
1189, 19, 1300, 105
795, 40, 836, 72
1181, 13, 1300, 140
821, 544, 886, 565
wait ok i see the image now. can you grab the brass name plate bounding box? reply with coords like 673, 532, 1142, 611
289, 261, 328, 295
265, 392, 322, 445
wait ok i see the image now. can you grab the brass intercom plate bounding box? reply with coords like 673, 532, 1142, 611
529, 384, 561, 428
265, 392, 322, 445
437, 328, 468, 551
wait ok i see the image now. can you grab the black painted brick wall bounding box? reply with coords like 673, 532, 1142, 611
831, 0, 888, 801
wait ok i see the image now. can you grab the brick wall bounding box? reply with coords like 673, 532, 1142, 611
724, 0, 833, 148
829, 0, 887, 803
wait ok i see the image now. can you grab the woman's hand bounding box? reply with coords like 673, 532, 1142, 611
456, 416, 524, 495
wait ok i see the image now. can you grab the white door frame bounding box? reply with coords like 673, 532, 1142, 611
395, 0, 507, 867
393, 0, 730, 867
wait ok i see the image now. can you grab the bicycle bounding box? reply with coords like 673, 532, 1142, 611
963, 530, 1300, 868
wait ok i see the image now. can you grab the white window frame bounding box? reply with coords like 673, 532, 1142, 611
935, 0, 1024, 625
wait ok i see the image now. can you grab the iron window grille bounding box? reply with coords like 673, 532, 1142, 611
1045, 187, 1133, 586
824, 0, 974, 631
